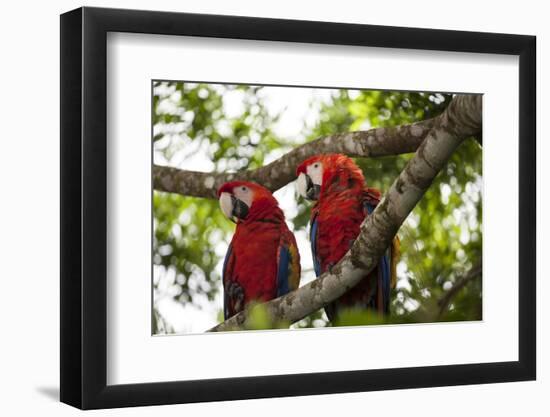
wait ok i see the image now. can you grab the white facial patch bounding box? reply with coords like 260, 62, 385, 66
296, 173, 308, 198
232, 185, 253, 208
307, 162, 323, 186
219, 192, 234, 220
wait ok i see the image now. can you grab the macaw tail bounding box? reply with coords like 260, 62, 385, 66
390, 236, 401, 290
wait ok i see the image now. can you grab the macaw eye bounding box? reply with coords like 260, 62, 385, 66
313, 163, 319, 169
241, 186, 247, 192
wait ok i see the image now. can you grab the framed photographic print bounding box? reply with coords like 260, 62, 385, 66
60, 6, 536, 409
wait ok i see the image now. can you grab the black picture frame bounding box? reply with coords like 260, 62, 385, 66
60, 6, 536, 410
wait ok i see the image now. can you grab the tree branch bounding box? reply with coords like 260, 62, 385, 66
437, 260, 482, 319
153, 117, 439, 199
209, 94, 482, 332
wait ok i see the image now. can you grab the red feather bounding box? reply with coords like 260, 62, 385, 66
307, 154, 387, 318
220, 181, 300, 318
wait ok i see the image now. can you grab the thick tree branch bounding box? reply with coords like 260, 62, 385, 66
437, 260, 482, 319
153, 117, 438, 199
209, 94, 482, 332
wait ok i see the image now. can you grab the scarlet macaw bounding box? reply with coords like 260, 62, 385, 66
296, 154, 399, 321
218, 181, 301, 319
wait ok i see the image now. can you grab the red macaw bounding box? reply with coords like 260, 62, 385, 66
218, 181, 301, 319
296, 154, 399, 321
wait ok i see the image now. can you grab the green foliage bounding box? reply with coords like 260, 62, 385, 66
153, 82, 482, 333
153, 193, 230, 306
245, 303, 290, 331
333, 309, 387, 327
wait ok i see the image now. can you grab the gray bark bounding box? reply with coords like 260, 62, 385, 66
154, 118, 439, 199
209, 94, 482, 332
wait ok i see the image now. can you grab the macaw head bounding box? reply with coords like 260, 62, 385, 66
218, 181, 280, 223
296, 153, 365, 201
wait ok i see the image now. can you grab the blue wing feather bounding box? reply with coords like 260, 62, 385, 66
380, 253, 390, 313
366, 202, 391, 313
222, 244, 233, 319
276, 245, 291, 297
365, 202, 375, 215
310, 215, 321, 277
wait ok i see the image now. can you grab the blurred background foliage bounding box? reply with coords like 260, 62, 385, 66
153, 81, 482, 334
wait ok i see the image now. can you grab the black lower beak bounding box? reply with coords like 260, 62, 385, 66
231, 195, 249, 221
305, 174, 321, 200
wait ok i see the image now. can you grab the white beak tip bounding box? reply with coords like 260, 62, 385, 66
219, 192, 234, 219
296, 173, 308, 198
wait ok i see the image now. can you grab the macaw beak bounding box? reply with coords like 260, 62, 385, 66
306, 175, 321, 200
297, 173, 321, 201
231, 194, 249, 221
219, 192, 250, 223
